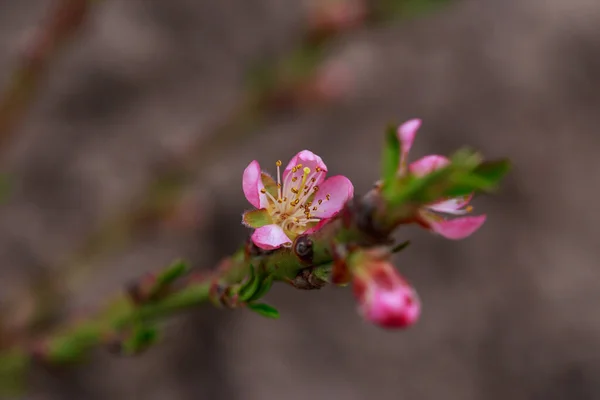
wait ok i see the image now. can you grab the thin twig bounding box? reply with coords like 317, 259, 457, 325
0, 0, 93, 153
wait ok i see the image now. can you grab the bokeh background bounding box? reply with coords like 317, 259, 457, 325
0, 0, 599, 399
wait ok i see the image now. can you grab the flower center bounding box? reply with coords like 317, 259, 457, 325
260, 160, 331, 234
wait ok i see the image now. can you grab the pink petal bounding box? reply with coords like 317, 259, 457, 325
303, 218, 330, 234
251, 225, 292, 250
311, 175, 354, 218
427, 215, 487, 240
283, 150, 328, 186
361, 286, 421, 329
409, 155, 449, 177
427, 194, 473, 215
243, 160, 267, 209
397, 119, 421, 169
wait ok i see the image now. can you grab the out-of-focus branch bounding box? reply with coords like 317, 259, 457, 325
0, 0, 94, 153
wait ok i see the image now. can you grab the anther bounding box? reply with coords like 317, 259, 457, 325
276, 160, 282, 167
465, 205, 474, 212
326, 194, 331, 201
260, 189, 266, 194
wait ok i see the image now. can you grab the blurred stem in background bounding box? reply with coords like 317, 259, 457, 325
0, 0, 94, 154
0, 0, 453, 348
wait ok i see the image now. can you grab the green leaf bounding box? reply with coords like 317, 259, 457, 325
444, 159, 512, 198
247, 303, 280, 319
246, 273, 274, 302
391, 240, 411, 253
242, 209, 272, 228
381, 124, 401, 186
123, 325, 160, 356
156, 259, 189, 288
238, 265, 262, 302
387, 149, 510, 207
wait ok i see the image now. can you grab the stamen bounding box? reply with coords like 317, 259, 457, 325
260, 189, 266, 194
326, 194, 331, 201
264, 190, 277, 204
465, 205, 474, 212
276, 160, 282, 200
318, 199, 323, 205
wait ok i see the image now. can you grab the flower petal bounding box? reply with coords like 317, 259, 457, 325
397, 119, 421, 171
427, 194, 473, 215
426, 215, 487, 240
251, 225, 292, 250
409, 155, 449, 177
311, 175, 354, 218
283, 150, 328, 186
243, 160, 267, 209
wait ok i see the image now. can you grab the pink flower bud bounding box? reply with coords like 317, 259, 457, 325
353, 260, 420, 329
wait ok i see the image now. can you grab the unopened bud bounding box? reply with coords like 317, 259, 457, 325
351, 251, 420, 329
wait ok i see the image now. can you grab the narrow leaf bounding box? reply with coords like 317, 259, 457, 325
391, 240, 411, 253
381, 124, 401, 185
239, 265, 262, 302
247, 303, 280, 319
156, 260, 189, 288
246, 273, 274, 302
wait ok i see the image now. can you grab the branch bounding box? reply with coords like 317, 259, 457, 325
0, 0, 94, 153
0, 143, 510, 394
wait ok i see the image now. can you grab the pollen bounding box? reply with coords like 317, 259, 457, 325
260, 156, 333, 237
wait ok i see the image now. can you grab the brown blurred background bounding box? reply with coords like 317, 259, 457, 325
0, 0, 599, 399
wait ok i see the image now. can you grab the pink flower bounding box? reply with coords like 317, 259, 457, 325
397, 119, 486, 239
353, 259, 420, 329
242, 150, 354, 250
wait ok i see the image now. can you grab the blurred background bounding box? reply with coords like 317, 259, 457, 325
0, 0, 599, 399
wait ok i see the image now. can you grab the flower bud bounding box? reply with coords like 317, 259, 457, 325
352, 256, 420, 329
